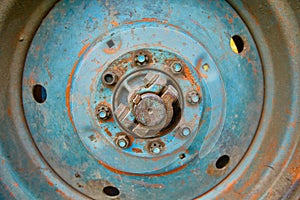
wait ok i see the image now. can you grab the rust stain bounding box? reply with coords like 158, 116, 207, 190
132, 148, 143, 153
7, 107, 12, 118
97, 159, 187, 177
289, 120, 297, 128
56, 189, 72, 200
2, 159, 5, 165
66, 61, 78, 132
111, 20, 119, 27
104, 128, 112, 137
78, 43, 90, 58
13, 183, 18, 187
125, 18, 165, 24
46, 177, 54, 187
103, 41, 122, 54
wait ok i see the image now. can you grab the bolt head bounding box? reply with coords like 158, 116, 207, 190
171, 62, 183, 73
152, 147, 161, 154
118, 139, 127, 148
181, 127, 191, 136
134, 52, 149, 66
171, 62, 183, 74
187, 90, 201, 104
96, 105, 111, 120
116, 135, 129, 149
137, 55, 146, 63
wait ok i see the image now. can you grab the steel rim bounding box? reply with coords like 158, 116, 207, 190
0, 0, 298, 197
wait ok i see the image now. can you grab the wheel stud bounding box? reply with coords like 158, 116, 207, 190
187, 90, 201, 104
149, 141, 163, 155
181, 127, 191, 137
96, 105, 111, 120
171, 62, 183, 73
116, 135, 130, 149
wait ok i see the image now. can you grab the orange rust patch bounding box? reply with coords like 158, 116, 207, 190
46, 177, 54, 187
78, 43, 90, 58
56, 189, 71, 199
125, 18, 164, 25
132, 148, 143, 153
103, 41, 122, 54
104, 128, 112, 137
2, 159, 5, 165
289, 120, 297, 128
13, 183, 19, 187
66, 61, 78, 131
111, 20, 119, 27
97, 159, 187, 177
7, 107, 12, 118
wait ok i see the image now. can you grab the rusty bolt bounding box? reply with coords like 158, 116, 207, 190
116, 135, 130, 149
171, 62, 183, 73
102, 71, 118, 86
187, 90, 201, 104
96, 105, 111, 120
149, 141, 163, 155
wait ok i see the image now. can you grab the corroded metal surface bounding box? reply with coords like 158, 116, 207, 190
0, 0, 299, 200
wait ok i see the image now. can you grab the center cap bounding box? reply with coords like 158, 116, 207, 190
134, 93, 167, 127
115, 69, 179, 138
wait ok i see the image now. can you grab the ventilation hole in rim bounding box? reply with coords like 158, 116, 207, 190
103, 186, 120, 197
230, 35, 244, 53
32, 84, 47, 103
216, 155, 230, 169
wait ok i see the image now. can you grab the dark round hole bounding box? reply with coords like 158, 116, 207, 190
216, 155, 230, 169
179, 153, 186, 159
103, 186, 120, 197
231, 35, 244, 53
104, 73, 114, 84
32, 84, 47, 103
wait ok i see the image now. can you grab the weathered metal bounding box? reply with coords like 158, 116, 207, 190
0, 0, 299, 200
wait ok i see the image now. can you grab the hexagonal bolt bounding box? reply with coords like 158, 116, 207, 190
187, 90, 201, 104
102, 71, 118, 86
171, 62, 183, 73
96, 105, 111, 120
181, 127, 191, 137
149, 141, 164, 155
134, 52, 149, 66
115, 135, 130, 149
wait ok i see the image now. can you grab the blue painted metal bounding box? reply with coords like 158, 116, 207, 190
11, 0, 300, 199
20, 1, 264, 199
19, 0, 264, 199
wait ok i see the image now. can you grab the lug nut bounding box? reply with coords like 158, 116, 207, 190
134, 52, 149, 66
187, 90, 201, 104
149, 141, 163, 155
102, 71, 118, 86
96, 105, 111, 120
171, 62, 183, 73
116, 135, 130, 149
181, 127, 191, 137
